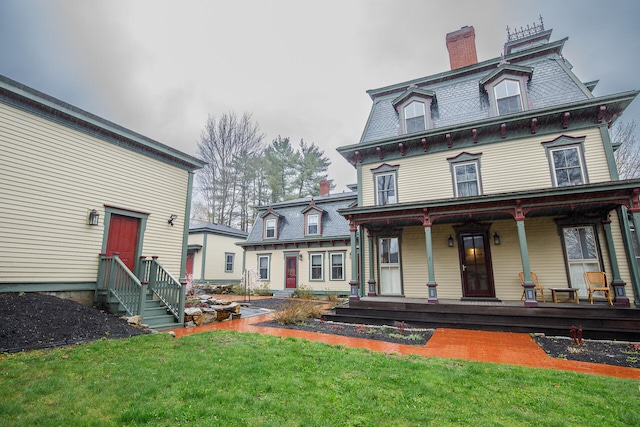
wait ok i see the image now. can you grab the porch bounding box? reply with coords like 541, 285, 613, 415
325, 297, 640, 341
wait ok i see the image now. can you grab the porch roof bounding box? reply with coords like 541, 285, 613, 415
338, 179, 640, 227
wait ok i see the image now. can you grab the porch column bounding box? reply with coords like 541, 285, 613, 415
619, 206, 640, 307
516, 215, 537, 307
348, 216, 360, 301
601, 214, 629, 306
629, 191, 640, 306
423, 211, 438, 303
366, 229, 377, 296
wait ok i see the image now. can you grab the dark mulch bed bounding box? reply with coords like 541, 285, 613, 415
0, 293, 150, 353
533, 335, 640, 369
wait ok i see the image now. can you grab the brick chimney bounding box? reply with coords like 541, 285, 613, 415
319, 180, 330, 196
446, 26, 478, 70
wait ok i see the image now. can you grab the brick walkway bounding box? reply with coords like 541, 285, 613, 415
171, 310, 640, 380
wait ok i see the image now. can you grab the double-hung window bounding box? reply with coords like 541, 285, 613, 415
225, 253, 234, 273
307, 214, 319, 235
258, 255, 270, 280
404, 101, 426, 133
310, 253, 324, 281
329, 252, 344, 280
265, 218, 276, 238
494, 79, 522, 115
542, 136, 587, 188
377, 173, 397, 205
448, 152, 482, 198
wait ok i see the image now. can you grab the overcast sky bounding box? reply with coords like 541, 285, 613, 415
1, 0, 639, 192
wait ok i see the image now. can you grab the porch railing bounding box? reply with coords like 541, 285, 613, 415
139, 256, 185, 325
97, 254, 147, 317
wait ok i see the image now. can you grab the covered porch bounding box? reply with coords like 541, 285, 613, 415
326, 296, 640, 341
340, 180, 640, 312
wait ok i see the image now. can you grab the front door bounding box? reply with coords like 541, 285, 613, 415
285, 256, 297, 289
105, 214, 140, 272
458, 232, 495, 298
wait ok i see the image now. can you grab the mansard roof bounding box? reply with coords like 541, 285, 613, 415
243, 192, 357, 246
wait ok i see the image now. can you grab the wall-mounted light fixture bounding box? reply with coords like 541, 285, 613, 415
88, 209, 100, 226
448, 235, 454, 247
168, 214, 178, 226
493, 232, 501, 245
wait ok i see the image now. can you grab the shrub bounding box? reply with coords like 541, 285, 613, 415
292, 283, 314, 300
272, 300, 325, 325
230, 282, 245, 295
254, 282, 272, 296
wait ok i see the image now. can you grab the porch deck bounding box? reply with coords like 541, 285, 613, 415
325, 297, 640, 341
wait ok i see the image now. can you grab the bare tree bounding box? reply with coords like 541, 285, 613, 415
613, 120, 640, 180
196, 112, 264, 227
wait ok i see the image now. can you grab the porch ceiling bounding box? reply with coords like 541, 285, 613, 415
341, 180, 640, 228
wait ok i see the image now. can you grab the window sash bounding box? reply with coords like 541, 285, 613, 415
454, 162, 479, 197
225, 254, 234, 272
562, 226, 601, 297
552, 147, 584, 187
310, 253, 323, 280
265, 219, 276, 238
376, 173, 397, 205
258, 256, 270, 280
330, 253, 344, 280
307, 214, 319, 235
404, 102, 426, 133
494, 80, 522, 115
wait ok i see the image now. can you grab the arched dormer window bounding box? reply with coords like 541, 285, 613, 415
494, 79, 522, 115
392, 87, 435, 134
480, 64, 533, 118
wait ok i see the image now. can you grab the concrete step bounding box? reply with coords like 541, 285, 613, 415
272, 290, 295, 298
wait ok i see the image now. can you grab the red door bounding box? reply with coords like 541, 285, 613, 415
285, 256, 297, 289
186, 252, 195, 277
105, 214, 139, 272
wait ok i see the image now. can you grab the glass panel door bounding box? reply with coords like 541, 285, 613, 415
563, 226, 600, 297
379, 237, 401, 295
458, 233, 495, 298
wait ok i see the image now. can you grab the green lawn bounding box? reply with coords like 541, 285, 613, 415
1, 331, 638, 426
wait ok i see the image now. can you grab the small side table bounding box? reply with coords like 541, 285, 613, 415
549, 288, 579, 304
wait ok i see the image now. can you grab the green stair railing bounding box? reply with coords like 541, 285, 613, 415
139, 256, 185, 325
97, 253, 147, 317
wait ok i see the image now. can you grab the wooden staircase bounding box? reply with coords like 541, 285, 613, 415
102, 289, 180, 331
324, 298, 640, 341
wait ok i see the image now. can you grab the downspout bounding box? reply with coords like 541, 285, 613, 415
179, 171, 195, 282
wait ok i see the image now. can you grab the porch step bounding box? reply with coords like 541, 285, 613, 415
272, 290, 295, 298
325, 300, 640, 341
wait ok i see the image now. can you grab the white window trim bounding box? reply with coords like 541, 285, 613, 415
403, 101, 426, 134
542, 136, 588, 188
493, 79, 523, 116
484, 74, 530, 118
448, 153, 483, 198
265, 218, 277, 239
257, 254, 271, 281
329, 252, 345, 281
307, 213, 319, 236
309, 252, 324, 281
225, 252, 234, 273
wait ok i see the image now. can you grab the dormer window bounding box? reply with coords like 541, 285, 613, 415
494, 79, 522, 115
302, 201, 324, 236
392, 88, 435, 135
307, 214, 319, 235
480, 64, 533, 118
265, 218, 276, 238
404, 101, 426, 133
